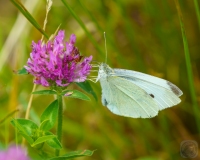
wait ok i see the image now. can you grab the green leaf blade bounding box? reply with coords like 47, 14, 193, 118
10, 119, 38, 145
45, 131, 62, 150
16, 67, 28, 75
62, 90, 91, 101
31, 135, 56, 147
11, 118, 38, 136
40, 100, 58, 131
40, 119, 51, 131
20, 132, 34, 145
76, 81, 97, 101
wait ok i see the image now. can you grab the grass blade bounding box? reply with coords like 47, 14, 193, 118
10, 0, 49, 39
174, 0, 200, 132
115, 0, 145, 71
77, 0, 129, 66
0, 109, 19, 125
194, 0, 200, 31
61, 0, 104, 56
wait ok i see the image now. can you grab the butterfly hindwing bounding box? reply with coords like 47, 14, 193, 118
100, 76, 159, 118
100, 77, 121, 115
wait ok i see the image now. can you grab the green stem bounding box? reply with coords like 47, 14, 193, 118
194, 0, 200, 31
174, 0, 200, 133
55, 94, 63, 156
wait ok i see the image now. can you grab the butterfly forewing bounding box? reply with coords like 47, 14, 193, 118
114, 69, 183, 97
113, 69, 182, 110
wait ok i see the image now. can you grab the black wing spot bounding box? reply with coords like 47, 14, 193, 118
149, 94, 155, 98
102, 97, 108, 106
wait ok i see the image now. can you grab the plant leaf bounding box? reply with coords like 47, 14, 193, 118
11, 118, 38, 136
62, 90, 90, 101
31, 135, 56, 147
11, 119, 35, 145
10, 0, 49, 39
45, 131, 62, 150
49, 149, 95, 160
40, 100, 58, 131
16, 67, 28, 75
32, 90, 57, 95
39, 119, 50, 131
76, 81, 97, 101
20, 132, 34, 145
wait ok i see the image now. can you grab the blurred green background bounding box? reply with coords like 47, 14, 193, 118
0, 0, 200, 159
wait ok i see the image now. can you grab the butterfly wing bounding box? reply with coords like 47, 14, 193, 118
114, 69, 183, 110
99, 76, 159, 118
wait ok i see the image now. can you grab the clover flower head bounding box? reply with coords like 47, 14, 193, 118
0, 145, 30, 160
25, 30, 93, 87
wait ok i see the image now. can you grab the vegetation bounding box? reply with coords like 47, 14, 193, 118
0, 0, 199, 159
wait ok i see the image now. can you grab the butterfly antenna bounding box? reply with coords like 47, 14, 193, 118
104, 32, 108, 63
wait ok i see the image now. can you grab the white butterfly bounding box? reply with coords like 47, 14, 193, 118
95, 63, 183, 118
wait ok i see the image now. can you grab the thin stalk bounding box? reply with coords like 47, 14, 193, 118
77, 0, 129, 67
22, 83, 36, 146
55, 94, 63, 156
0, 109, 19, 124
24, 0, 51, 120
115, 0, 145, 71
194, 0, 200, 31
10, 0, 49, 39
5, 121, 9, 148
15, 111, 18, 147
61, 0, 104, 56
25, 84, 37, 119
41, 0, 53, 41
174, 0, 200, 132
